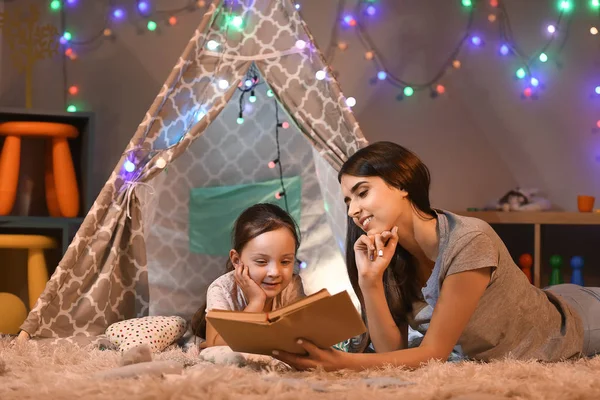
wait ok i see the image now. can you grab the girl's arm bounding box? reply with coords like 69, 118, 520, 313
361, 282, 408, 352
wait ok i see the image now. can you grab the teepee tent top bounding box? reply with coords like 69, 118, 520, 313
20, 0, 367, 342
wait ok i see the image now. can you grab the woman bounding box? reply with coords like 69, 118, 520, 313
272, 141, 599, 371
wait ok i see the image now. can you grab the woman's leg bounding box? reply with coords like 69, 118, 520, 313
548, 284, 600, 357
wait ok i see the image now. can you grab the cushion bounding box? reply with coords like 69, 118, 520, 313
105, 316, 188, 353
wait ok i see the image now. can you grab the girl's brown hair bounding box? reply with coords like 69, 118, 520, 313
190, 203, 300, 337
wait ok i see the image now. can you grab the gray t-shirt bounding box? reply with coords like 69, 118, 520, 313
407, 209, 584, 361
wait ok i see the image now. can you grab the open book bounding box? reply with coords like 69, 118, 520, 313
206, 289, 367, 355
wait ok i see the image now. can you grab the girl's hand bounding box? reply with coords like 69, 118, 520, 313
234, 262, 267, 309
354, 226, 399, 288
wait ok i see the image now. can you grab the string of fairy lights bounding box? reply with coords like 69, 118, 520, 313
52, 0, 600, 129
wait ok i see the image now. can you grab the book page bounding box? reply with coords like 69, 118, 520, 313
268, 288, 330, 321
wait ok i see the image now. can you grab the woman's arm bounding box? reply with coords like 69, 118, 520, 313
273, 267, 492, 371
362, 282, 408, 352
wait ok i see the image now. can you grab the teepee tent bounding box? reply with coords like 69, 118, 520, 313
20, 0, 367, 341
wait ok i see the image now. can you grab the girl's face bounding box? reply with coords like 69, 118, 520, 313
341, 174, 410, 235
234, 227, 296, 298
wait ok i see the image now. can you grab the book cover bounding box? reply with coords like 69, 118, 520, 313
206, 289, 366, 355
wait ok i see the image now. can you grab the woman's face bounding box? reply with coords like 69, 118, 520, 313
234, 227, 296, 298
340, 174, 410, 235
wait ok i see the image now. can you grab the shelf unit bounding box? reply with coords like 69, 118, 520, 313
452, 211, 600, 287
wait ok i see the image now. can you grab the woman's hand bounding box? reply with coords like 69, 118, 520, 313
354, 226, 399, 288
272, 339, 353, 371
234, 262, 266, 309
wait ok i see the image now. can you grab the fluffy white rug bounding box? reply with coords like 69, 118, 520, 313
1, 336, 600, 400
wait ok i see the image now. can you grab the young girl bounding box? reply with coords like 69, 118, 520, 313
273, 141, 600, 371
192, 203, 305, 347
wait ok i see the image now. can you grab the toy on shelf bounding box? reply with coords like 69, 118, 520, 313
549, 255, 564, 286
518, 253, 533, 283
0, 121, 80, 217
487, 187, 551, 211
570, 256, 584, 286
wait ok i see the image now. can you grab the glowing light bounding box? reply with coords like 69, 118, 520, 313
530, 78, 539, 87
138, 1, 149, 13
103, 29, 112, 36
500, 44, 510, 55
366, 5, 376, 15
147, 20, 157, 31
268, 160, 277, 169
488, 14, 497, 22
249, 95, 257, 103
207, 40, 219, 50
338, 42, 348, 50
168, 16, 177, 26
113, 8, 125, 19
299, 261, 307, 269
295, 4, 300, 10
452, 60, 461, 69
490, 0, 498, 6
593, 0, 600, 8
343, 15, 356, 26
244, 79, 253, 88
315, 70, 327, 80
539, 52, 548, 62
559, 0, 572, 12
597, 120, 600, 128
267, 89, 274, 97
124, 160, 136, 172
295, 39, 306, 50
547, 24, 556, 34
68, 86, 79, 95
66, 105, 77, 112
377, 71, 387, 80
231, 16, 243, 28
591, 27, 599, 35
197, 0, 206, 7
275, 192, 284, 199
471, 35, 482, 46
516, 68, 526, 79
236, 117, 244, 124
595, 86, 600, 94
50, 0, 61, 11
462, 0, 472, 6
155, 158, 167, 169
345, 97, 356, 107
218, 79, 229, 89
62, 32, 72, 42
281, 122, 290, 129
524, 88, 533, 97
436, 84, 446, 94
404, 86, 414, 97
365, 51, 374, 60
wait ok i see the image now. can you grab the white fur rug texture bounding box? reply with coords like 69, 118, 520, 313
1, 337, 600, 400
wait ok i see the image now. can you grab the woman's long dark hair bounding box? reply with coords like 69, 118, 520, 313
190, 203, 300, 338
339, 141, 435, 352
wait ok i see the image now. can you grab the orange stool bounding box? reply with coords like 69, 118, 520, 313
0, 234, 57, 310
0, 121, 80, 217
